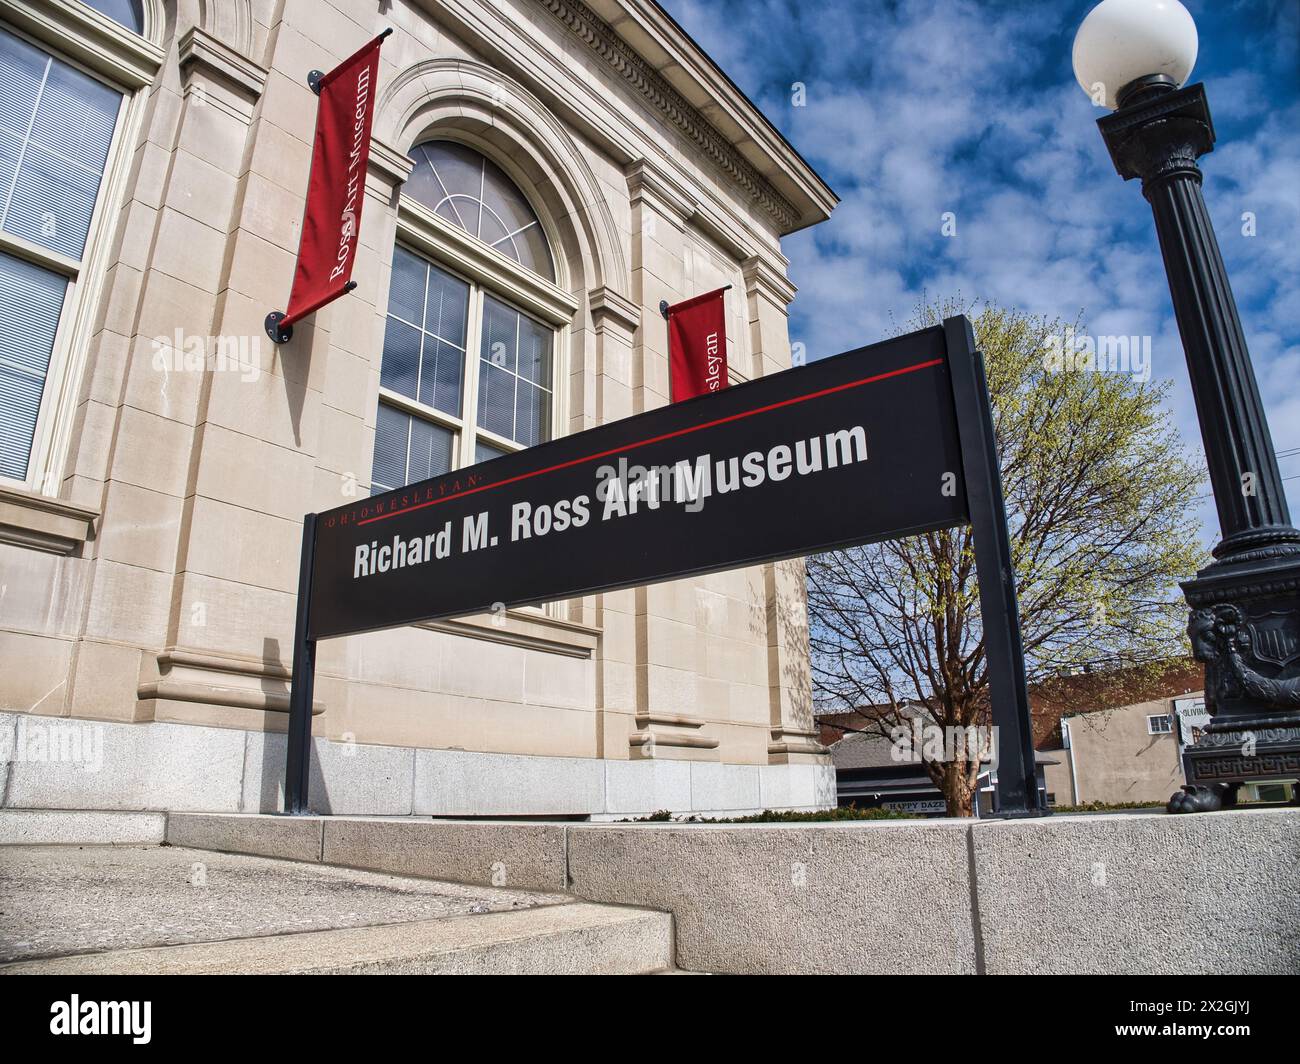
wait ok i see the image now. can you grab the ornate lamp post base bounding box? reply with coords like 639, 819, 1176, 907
1095, 80, 1300, 813
1174, 557, 1300, 811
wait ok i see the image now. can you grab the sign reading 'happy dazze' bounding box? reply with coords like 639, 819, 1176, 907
307, 325, 970, 640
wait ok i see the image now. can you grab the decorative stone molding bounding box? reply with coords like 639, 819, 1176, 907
368, 135, 416, 190
0, 0, 164, 88
139, 648, 325, 716
627, 159, 757, 263
0, 484, 97, 555
376, 56, 627, 290
631, 711, 720, 758
768, 727, 828, 761
742, 254, 798, 312
626, 159, 694, 231
419, 609, 599, 660
177, 26, 268, 122
588, 285, 640, 338
536, 0, 800, 231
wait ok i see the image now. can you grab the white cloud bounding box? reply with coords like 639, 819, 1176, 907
661, 0, 1300, 525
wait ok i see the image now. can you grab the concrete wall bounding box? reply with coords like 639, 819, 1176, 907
0, 0, 831, 812
0, 712, 834, 819
161, 806, 1300, 974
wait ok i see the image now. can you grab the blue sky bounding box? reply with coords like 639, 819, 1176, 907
660, 0, 1300, 548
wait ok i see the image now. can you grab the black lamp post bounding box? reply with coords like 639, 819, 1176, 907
1073, 0, 1300, 812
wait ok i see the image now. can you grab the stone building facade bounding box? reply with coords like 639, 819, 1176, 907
0, 0, 837, 817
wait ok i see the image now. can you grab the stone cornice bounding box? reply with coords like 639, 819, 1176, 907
536, 0, 803, 231
742, 254, 798, 309
178, 26, 268, 107
368, 135, 416, 189
622, 0, 837, 230
588, 285, 640, 336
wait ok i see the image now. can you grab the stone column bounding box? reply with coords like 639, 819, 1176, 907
67, 23, 272, 724
741, 255, 826, 762
587, 286, 641, 758
624, 161, 717, 761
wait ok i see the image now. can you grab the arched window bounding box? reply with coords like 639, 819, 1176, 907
405, 140, 554, 281
80, 1, 145, 34
371, 140, 561, 495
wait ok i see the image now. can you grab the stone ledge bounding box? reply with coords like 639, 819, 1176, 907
417, 608, 599, 659
158, 807, 1300, 974
139, 647, 327, 716
969, 807, 1300, 974
167, 810, 322, 863
322, 817, 569, 893
0, 484, 97, 555
0, 712, 833, 818
567, 818, 978, 974
0, 809, 164, 845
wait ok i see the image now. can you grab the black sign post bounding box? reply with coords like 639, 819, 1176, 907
943, 316, 1041, 815
282, 316, 1047, 818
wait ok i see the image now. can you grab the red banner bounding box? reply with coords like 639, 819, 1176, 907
667, 288, 728, 401
281, 32, 388, 327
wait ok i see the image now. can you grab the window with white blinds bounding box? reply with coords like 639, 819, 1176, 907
0, 25, 122, 485
0, 254, 65, 480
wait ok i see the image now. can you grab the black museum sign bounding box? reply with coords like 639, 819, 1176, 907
284, 317, 1046, 818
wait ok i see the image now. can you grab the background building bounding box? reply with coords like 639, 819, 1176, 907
1045, 697, 1193, 807
0, 0, 837, 818
815, 662, 1262, 811
1033, 662, 1203, 807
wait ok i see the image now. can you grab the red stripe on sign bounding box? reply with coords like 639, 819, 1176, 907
356, 357, 945, 527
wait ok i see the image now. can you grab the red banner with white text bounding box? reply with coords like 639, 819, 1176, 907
281, 33, 387, 327
667, 288, 728, 401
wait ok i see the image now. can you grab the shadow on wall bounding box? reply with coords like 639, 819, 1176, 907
255, 635, 331, 813
253, 728, 332, 814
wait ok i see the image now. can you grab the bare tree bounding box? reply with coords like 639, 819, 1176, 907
808, 301, 1205, 815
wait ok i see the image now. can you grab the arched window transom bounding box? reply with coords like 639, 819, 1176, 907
81, 1, 145, 35
406, 140, 554, 282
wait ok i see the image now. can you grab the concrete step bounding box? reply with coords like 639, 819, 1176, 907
0, 843, 673, 975
0, 902, 674, 975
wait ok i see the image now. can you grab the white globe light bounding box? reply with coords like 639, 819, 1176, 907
1072, 0, 1198, 109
